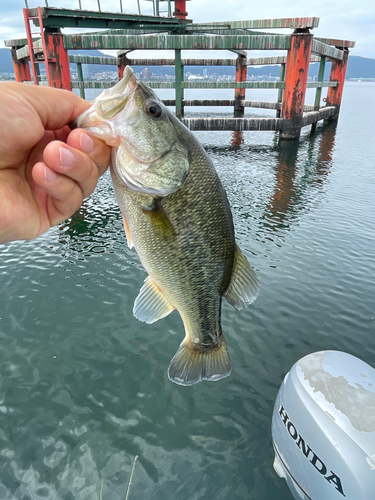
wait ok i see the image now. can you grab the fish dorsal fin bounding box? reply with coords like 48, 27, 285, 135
133, 276, 175, 324
121, 213, 133, 249
224, 244, 259, 310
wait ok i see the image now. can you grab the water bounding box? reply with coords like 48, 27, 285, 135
1, 82, 375, 499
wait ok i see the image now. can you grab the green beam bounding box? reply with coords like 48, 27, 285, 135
63, 33, 291, 51
71, 80, 337, 91
182, 81, 285, 89
76, 63, 85, 99
71, 81, 176, 89
126, 55, 321, 67
277, 63, 286, 117
175, 49, 184, 118
69, 54, 117, 65
306, 81, 337, 88
311, 39, 344, 60
314, 56, 326, 110
188, 17, 320, 30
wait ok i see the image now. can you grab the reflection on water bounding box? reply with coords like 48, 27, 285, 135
231, 130, 245, 147
1, 84, 375, 499
265, 122, 336, 231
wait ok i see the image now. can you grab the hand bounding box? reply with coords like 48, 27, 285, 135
0, 82, 111, 244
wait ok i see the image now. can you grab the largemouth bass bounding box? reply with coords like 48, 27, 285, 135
76, 67, 259, 386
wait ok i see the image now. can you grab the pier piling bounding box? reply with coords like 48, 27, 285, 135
324, 48, 349, 123
280, 30, 313, 140
234, 54, 247, 118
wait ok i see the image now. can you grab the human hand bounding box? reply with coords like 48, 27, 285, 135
0, 82, 111, 244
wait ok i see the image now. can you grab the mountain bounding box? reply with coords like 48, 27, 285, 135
1, 48, 374, 79
346, 56, 375, 79
0, 48, 14, 73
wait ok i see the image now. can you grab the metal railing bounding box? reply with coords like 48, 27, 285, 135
23, 0, 173, 16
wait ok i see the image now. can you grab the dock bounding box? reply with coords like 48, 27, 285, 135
5, 1, 355, 140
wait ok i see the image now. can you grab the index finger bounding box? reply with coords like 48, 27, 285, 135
1, 82, 91, 131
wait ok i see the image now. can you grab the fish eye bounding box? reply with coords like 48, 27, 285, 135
145, 101, 162, 118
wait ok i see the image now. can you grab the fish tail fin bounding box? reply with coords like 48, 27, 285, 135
168, 337, 231, 386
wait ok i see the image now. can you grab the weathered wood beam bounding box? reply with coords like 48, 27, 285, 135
129, 58, 237, 66
306, 81, 337, 88
182, 81, 285, 89
71, 80, 177, 89
123, 55, 322, 66
188, 17, 319, 30
69, 54, 117, 65
71, 81, 287, 90
63, 33, 291, 51
302, 106, 336, 126
163, 100, 316, 111
67, 54, 323, 67
180, 117, 283, 131
311, 39, 344, 60
4, 37, 39, 48
315, 37, 355, 49
16, 38, 43, 60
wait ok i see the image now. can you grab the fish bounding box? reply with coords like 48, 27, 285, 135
76, 67, 259, 386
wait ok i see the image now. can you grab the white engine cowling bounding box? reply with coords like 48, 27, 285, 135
271, 351, 375, 499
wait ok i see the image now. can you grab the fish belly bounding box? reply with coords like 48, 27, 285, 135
111, 151, 235, 386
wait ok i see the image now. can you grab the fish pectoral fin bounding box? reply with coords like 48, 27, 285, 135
121, 213, 133, 249
168, 338, 231, 386
133, 276, 175, 324
224, 244, 259, 310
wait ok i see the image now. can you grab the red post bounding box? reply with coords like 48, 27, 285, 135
325, 48, 349, 122
234, 54, 247, 118
280, 30, 313, 140
231, 131, 244, 147
44, 32, 71, 90
10, 48, 32, 82
174, 0, 188, 19
23, 8, 39, 85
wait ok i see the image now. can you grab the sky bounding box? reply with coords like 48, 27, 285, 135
1, 0, 374, 59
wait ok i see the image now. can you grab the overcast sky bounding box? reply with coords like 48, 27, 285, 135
1, 0, 374, 59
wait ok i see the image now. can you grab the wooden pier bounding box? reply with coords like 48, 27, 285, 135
5, 1, 355, 140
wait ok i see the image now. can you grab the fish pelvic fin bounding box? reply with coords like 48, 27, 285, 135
224, 244, 259, 310
133, 276, 175, 324
168, 337, 231, 386
121, 213, 133, 249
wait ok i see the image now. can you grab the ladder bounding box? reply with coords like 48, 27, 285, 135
23, 7, 57, 87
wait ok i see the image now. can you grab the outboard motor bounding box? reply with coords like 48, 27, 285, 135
271, 351, 375, 499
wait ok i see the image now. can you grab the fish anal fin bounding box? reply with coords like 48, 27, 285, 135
121, 213, 133, 249
224, 244, 259, 310
168, 338, 231, 386
133, 276, 174, 324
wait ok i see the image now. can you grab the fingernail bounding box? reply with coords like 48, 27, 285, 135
60, 147, 75, 168
79, 132, 94, 153
44, 165, 58, 182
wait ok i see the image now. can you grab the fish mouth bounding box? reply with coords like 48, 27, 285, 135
71, 66, 137, 130
93, 66, 136, 102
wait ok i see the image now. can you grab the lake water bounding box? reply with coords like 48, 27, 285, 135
1, 82, 375, 499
